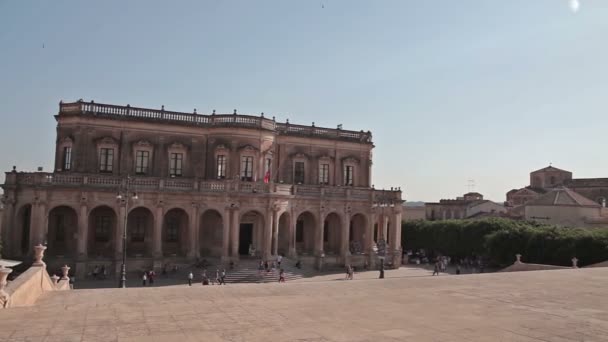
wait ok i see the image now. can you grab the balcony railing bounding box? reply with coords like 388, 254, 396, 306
4, 172, 402, 202
59, 100, 373, 143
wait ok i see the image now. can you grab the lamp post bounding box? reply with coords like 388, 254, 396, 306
372, 193, 395, 279
117, 176, 137, 288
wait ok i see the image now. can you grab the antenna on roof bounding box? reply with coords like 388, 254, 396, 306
466, 179, 476, 193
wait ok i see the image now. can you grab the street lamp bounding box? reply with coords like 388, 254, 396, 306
117, 176, 137, 288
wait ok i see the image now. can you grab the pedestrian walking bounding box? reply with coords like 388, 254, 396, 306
142, 272, 148, 286
220, 268, 226, 285
432, 262, 440, 276
148, 270, 155, 286
279, 268, 285, 283
277, 254, 283, 268
215, 269, 221, 285
188, 271, 193, 286
456, 265, 461, 275
202, 270, 209, 285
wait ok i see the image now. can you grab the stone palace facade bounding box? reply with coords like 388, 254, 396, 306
1, 100, 403, 276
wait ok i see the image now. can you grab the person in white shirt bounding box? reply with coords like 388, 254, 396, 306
188, 271, 193, 286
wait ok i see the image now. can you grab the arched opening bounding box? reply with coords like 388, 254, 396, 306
162, 208, 189, 257
47, 206, 78, 258
277, 212, 290, 256
199, 209, 223, 257
239, 210, 265, 256
127, 207, 154, 257
323, 212, 341, 255
88, 206, 117, 259
349, 214, 367, 255
295, 211, 316, 255
550, 176, 556, 185
16, 204, 32, 256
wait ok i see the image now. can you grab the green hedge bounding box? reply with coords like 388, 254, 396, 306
402, 218, 608, 267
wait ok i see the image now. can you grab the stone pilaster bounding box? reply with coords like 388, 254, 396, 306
153, 205, 163, 258
230, 207, 240, 259
188, 204, 199, 258
222, 207, 231, 263
271, 210, 279, 257
77, 203, 88, 260
340, 211, 351, 265
116, 204, 125, 260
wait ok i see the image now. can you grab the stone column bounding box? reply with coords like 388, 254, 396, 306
77, 204, 88, 259
288, 214, 296, 258
222, 208, 231, 263
116, 205, 125, 260
230, 208, 240, 259
340, 212, 351, 264
365, 211, 376, 252
315, 211, 326, 270
390, 209, 403, 268
382, 214, 388, 242
272, 210, 279, 257
188, 204, 199, 258
29, 201, 47, 251
153, 206, 163, 258
263, 208, 274, 260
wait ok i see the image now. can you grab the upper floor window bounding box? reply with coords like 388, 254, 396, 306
294, 161, 305, 184
62, 147, 72, 171
319, 163, 329, 185
241, 156, 253, 181
135, 151, 149, 175
94, 216, 111, 242
170, 153, 183, 177
344, 165, 354, 186
217, 155, 226, 179
99, 148, 114, 173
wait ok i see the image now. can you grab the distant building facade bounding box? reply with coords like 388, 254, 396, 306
425, 192, 506, 221
506, 165, 608, 207
0, 100, 403, 276
505, 165, 608, 227
403, 205, 426, 221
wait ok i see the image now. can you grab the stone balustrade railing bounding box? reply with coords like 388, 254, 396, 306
59, 100, 373, 143
1, 244, 71, 309
5, 172, 402, 202
5, 172, 401, 204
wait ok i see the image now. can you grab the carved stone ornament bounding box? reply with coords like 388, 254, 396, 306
215, 144, 229, 152
60, 136, 73, 144
318, 155, 333, 162
134, 139, 152, 148
239, 144, 258, 153
293, 152, 309, 160
342, 156, 360, 164
97, 136, 118, 146
169, 142, 186, 150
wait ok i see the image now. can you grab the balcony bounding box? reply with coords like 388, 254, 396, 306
58, 100, 373, 143
3, 172, 402, 203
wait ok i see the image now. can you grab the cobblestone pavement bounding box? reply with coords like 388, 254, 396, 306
1, 268, 607, 341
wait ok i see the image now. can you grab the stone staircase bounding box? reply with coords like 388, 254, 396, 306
224, 258, 309, 284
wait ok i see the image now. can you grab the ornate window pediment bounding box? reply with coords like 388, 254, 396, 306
133, 140, 153, 148
96, 136, 118, 146
291, 152, 310, 160
215, 144, 229, 153
342, 156, 360, 165
169, 142, 186, 150
238, 144, 258, 153
318, 155, 333, 162
60, 136, 73, 144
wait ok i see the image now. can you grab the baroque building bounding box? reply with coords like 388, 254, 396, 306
1, 100, 403, 276
425, 192, 506, 220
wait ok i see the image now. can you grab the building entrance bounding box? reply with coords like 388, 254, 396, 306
239, 224, 253, 255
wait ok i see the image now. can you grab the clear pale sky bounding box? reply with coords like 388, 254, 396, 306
1, 0, 607, 202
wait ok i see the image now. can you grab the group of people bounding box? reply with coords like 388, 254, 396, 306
141, 269, 156, 286
187, 268, 227, 286
258, 255, 287, 283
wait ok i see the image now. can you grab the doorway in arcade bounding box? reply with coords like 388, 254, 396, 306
239, 223, 253, 255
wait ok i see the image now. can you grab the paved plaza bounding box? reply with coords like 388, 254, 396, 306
1, 268, 607, 342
